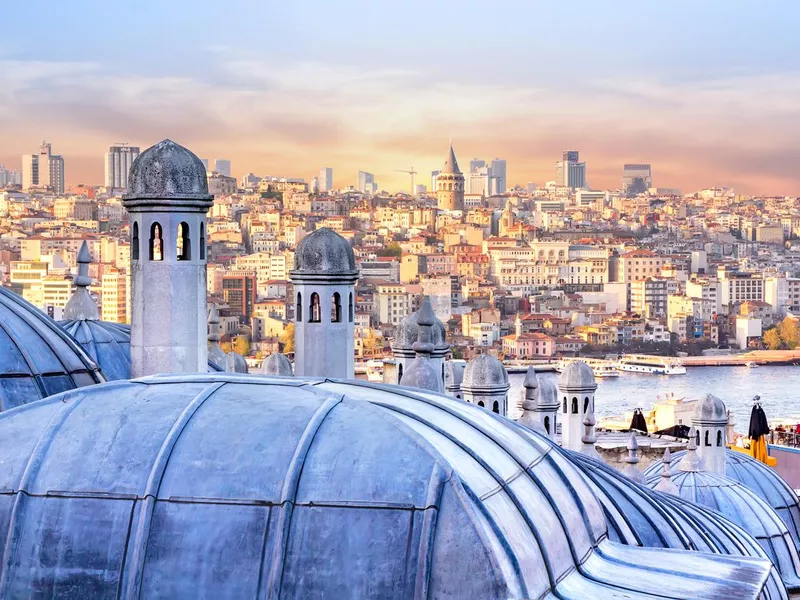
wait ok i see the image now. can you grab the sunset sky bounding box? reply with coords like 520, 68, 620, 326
1, 0, 799, 194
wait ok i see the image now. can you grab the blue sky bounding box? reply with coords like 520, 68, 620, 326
2, 0, 799, 193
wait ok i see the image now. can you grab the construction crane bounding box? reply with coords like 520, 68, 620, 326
393, 166, 418, 195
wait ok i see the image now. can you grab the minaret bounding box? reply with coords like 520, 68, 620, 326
398, 297, 441, 392
557, 360, 597, 452
393, 300, 449, 391
122, 139, 213, 377
654, 448, 678, 495
289, 227, 359, 378
461, 353, 510, 415
63, 241, 99, 321
693, 393, 728, 474
436, 144, 465, 212
621, 433, 645, 483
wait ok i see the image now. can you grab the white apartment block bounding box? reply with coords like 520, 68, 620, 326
376, 284, 414, 326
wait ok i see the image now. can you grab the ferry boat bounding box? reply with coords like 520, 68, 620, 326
616, 354, 686, 375
365, 359, 384, 382
556, 357, 620, 378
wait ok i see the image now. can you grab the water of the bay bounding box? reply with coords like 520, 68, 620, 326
508, 366, 800, 429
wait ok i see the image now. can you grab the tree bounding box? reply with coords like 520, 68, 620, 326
232, 336, 250, 357
376, 242, 402, 258
764, 328, 782, 350
777, 317, 800, 350
280, 322, 295, 354
362, 329, 384, 358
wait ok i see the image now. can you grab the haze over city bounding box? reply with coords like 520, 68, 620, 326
2, 0, 799, 194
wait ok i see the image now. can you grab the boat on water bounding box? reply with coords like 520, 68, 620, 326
616, 354, 686, 375
365, 359, 384, 382
555, 357, 620, 378
746, 361, 759, 368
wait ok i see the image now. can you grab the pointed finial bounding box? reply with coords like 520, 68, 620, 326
678, 427, 703, 472
207, 304, 227, 367
578, 412, 601, 458
622, 432, 646, 483
63, 241, 100, 320
398, 296, 440, 391
522, 366, 538, 411
655, 447, 678, 494
412, 296, 435, 358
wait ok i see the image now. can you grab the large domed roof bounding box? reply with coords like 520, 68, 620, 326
0, 286, 103, 409
60, 319, 131, 381
0, 375, 769, 599
123, 139, 212, 202
290, 227, 358, 279
644, 448, 800, 550
648, 467, 800, 591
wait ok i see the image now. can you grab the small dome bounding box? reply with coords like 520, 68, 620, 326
563, 450, 788, 599
0, 375, 771, 599
123, 139, 211, 201
291, 228, 357, 276
461, 353, 508, 390
393, 307, 448, 356
536, 377, 559, 409
647, 468, 800, 591
644, 448, 800, 550
60, 320, 131, 381
0, 286, 103, 409
694, 393, 728, 424
225, 352, 248, 373
261, 353, 293, 376
558, 361, 596, 390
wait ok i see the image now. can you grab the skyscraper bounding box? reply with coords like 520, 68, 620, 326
22, 141, 64, 194
490, 158, 507, 195
357, 170, 377, 194
214, 159, 231, 177
555, 150, 586, 190
622, 164, 652, 196
319, 167, 333, 192
104, 144, 141, 191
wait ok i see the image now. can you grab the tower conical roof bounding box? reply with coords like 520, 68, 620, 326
441, 144, 461, 175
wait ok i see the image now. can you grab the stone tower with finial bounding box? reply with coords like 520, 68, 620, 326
436, 143, 465, 212
397, 296, 441, 392
461, 353, 510, 415
518, 366, 560, 439
122, 139, 213, 377
393, 300, 450, 391
289, 227, 359, 378
63, 241, 99, 321
693, 393, 728, 474
557, 360, 597, 452
621, 433, 645, 483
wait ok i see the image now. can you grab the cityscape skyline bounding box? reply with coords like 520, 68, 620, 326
2, 1, 799, 194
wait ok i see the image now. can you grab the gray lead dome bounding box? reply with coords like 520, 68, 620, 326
123, 139, 212, 202
291, 227, 358, 276
0, 374, 770, 599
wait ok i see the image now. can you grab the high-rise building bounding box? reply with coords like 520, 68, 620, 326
104, 144, 141, 191
223, 270, 257, 322
436, 144, 465, 211
101, 268, 129, 323
0, 165, 22, 188
214, 159, 231, 177
622, 164, 652, 196
22, 142, 64, 194
357, 170, 377, 194
469, 159, 486, 172
431, 170, 440, 192
319, 167, 333, 192
490, 159, 507, 195
464, 157, 506, 195
554, 150, 586, 190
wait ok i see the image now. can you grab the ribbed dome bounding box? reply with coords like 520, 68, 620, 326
290, 227, 357, 276
558, 361, 596, 389
60, 319, 131, 381
644, 449, 800, 550
561, 450, 787, 599
0, 375, 769, 599
461, 353, 509, 390
261, 353, 293, 376
123, 139, 211, 201
647, 468, 800, 591
0, 287, 103, 409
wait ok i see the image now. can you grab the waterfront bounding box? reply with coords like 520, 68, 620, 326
508, 365, 800, 429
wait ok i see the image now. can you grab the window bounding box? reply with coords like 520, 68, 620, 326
398, 363, 403, 384
584, 397, 590, 413
571, 397, 578, 414
705, 430, 710, 446
149, 222, 163, 261
132, 222, 140, 260
478, 400, 484, 407
309, 292, 321, 323
296, 292, 302, 322
544, 416, 550, 435
716, 430, 723, 446
492, 401, 499, 414
177, 222, 191, 261
349, 292, 354, 322
200, 222, 206, 259
331, 292, 342, 323
563, 397, 567, 413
